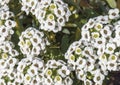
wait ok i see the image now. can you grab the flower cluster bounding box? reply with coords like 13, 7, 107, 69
65, 40, 106, 85
0, 5, 16, 42
65, 8, 120, 85
0, 41, 19, 85
18, 27, 50, 57
20, 0, 71, 32
15, 57, 44, 85
0, 57, 44, 85
43, 60, 73, 85
81, 8, 120, 71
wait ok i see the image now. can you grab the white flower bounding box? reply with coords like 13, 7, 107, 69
84, 79, 92, 85
105, 43, 116, 54
24, 74, 31, 84
76, 68, 86, 81
99, 54, 107, 63
7, 57, 18, 68
76, 57, 86, 69
75, 47, 82, 55
9, 49, 19, 57
86, 61, 95, 71
81, 24, 89, 30
8, 71, 16, 80
99, 62, 108, 75
54, 75, 62, 84
47, 14, 55, 21
0, 59, 7, 69
46, 60, 58, 68
81, 30, 90, 41
44, 20, 56, 32
58, 66, 70, 78
15, 72, 24, 83
93, 73, 105, 84
91, 32, 100, 39
100, 25, 112, 38
68, 54, 75, 61
17, 61, 26, 72
94, 38, 106, 48
94, 23, 103, 31
44, 77, 53, 85
57, 16, 65, 26
1, 53, 8, 60
5, 19, 16, 28
27, 66, 38, 77
35, 74, 44, 83
67, 60, 76, 71
82, 47, 93, 57
54, 6, 65, 17
32, 59, 44, 69
86, 18, 95, 29
108, 8, 119, 19
45, 69, 52, 77
64, 77, 73, 85
96, 15, 109, 24
107, 61, 117, 71
12, 80, 21, 85
97, 46, 105, 56
109, 54, 117, 62
30, 77, 40, 85
49, 3, 57, 11
31, 46, 41, 56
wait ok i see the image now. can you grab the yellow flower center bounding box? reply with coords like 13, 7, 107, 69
26, 76, 30, 80
50, 4, 56, 9
55, 76, 61, 81
47, 69, 52, 76
93, 34, 99, 38
111, 55, 116, 60
26, 40, 31, 47
108, 47, 113, 51
70, 55, 75, 61
2, 53, 8, 59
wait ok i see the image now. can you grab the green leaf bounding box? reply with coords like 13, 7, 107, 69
62, 29, 70, 34
106, 0, 117, 8
61, 35, 69, 53
75, 28, 81, 40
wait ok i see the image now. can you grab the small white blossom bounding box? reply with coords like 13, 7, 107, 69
18, 27, 49, 57
108, 8, 119, 19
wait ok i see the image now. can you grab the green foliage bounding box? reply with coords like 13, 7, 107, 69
106, 0, 117, 8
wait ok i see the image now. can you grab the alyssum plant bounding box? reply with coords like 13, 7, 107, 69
0, 0, 120, 85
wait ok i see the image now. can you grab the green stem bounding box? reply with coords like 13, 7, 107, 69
14, 16, 24, 36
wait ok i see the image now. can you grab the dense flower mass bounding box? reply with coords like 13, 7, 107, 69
16, 57, 44, 85
0, 5, 16, 42
65, 8, 120, 85
18, 27, 50, 57
0, 41, 19, 85
20, 0, 71, 32
0, 0, 120, 85
43, 60, 73, 85
65, 40, 106, 85
81, 8, 120, 71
